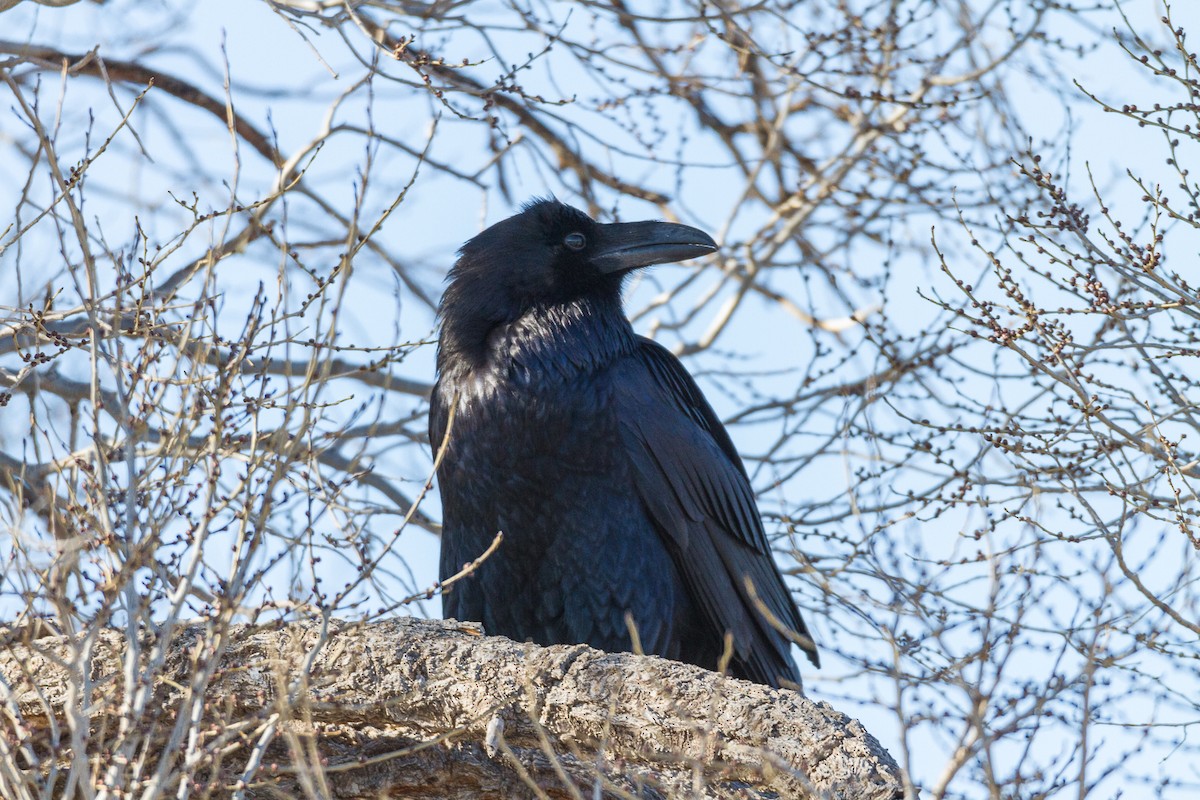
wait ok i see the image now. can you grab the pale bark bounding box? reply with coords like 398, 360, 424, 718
0, 618, 903, 799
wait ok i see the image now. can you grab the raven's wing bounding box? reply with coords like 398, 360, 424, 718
612, 336, 819, 685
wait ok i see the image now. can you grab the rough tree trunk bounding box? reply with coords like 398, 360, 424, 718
0, 617, 904, 799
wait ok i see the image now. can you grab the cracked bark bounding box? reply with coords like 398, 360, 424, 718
0, 617, 904, 799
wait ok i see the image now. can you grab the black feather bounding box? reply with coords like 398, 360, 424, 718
431, 199, 818, 688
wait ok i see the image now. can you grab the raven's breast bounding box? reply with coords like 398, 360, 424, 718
435, 365, 696, 658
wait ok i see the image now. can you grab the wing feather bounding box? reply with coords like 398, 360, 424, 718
613, 337, 819, 683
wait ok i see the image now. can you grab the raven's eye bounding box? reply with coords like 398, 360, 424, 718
563, 232, 586, 251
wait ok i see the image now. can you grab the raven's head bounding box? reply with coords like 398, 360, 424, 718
438, 199, 716, 364
451, 198, 716, 303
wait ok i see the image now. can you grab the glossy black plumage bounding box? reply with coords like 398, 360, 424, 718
431, 199, 819, 688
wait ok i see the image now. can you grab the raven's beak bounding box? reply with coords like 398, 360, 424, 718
590, 221, 718, 274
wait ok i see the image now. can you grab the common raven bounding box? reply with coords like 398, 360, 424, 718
431, 199, 819, 688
